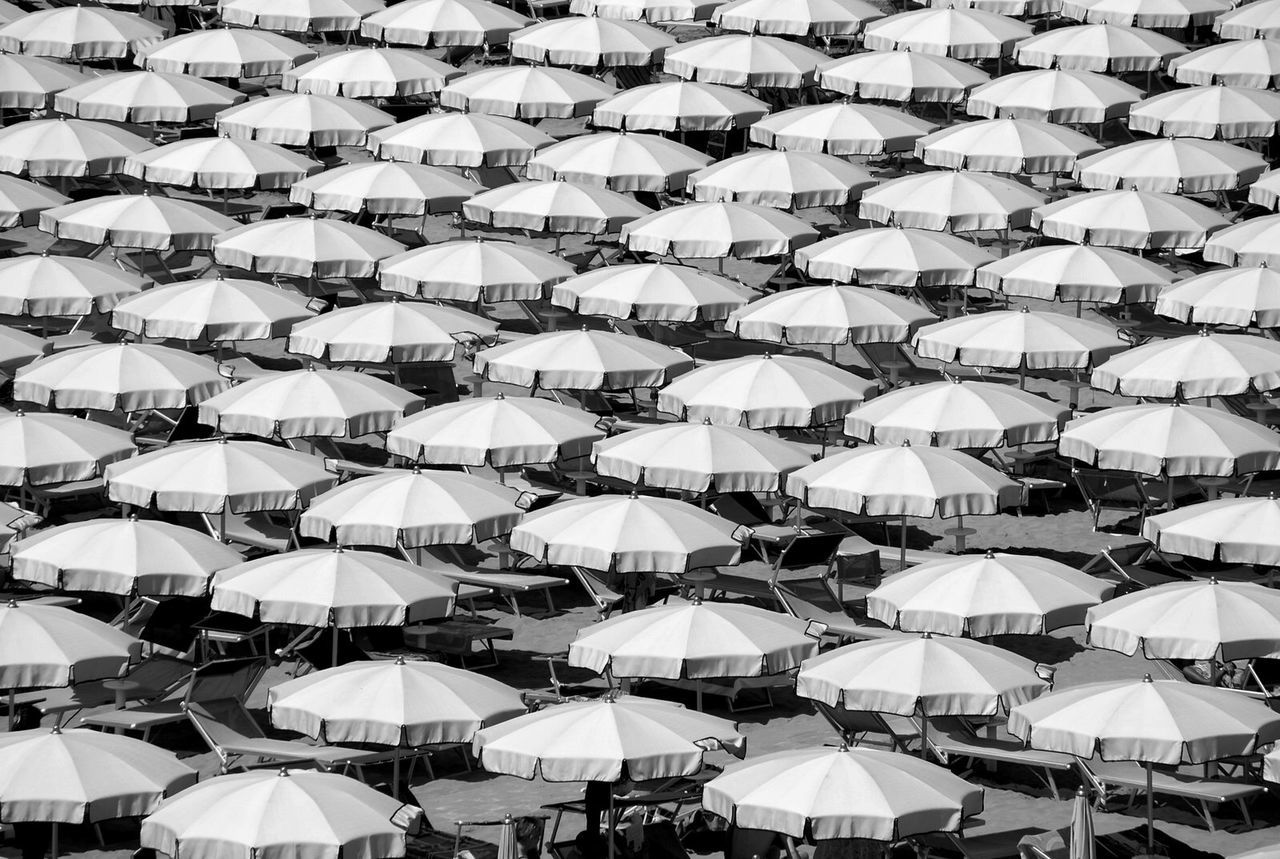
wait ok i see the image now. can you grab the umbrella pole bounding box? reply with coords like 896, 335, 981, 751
331, 624, 339, 667
51, 822, 58, 859
608, 788, 616, 859
7, 688, 13, 731
1145, 761, 1155, 854
920, 714, 929, 760
900, 516, 907, 568
394, 746, 402, 800
695, 679, 703, 712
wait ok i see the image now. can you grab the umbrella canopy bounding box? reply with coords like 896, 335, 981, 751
975, 245, 1175, 305
703, 746, 982, 842
912, 308, 1127, 371
509, 494, 745, 574
0, 728, 195, 824
818, 51, 990, 103
217, 0, 386, 32
0, 603, 139, 689
104, 438, 336, 514
917, 118, 1100, 175
571, 0, 720, 21
663, 33, 830, 88
569, 599, 820, 679
53, 71, 244, 125
867, 551, 1111, 637
1073, 138, 1266, 193
473, 696, 745, 782
142, 769, 422, 859
621, 201, 819, 259
845, 380, 1068, 449
687, 150, 874, 209
269, 657, 524, 747
1157, 267, 1280, 329
748, 103, 936, 156
725, 284, 935, 345
0, 118, 152, 178
0, 176, 68, 229
510, 17, 675, 65
12, 517, 238, 597
712, 0, 883, 34
14, 343, 228, 412
1129, 86, 1280, 140
283, 47, 459, 98
795, 227, 994, 287
136, 29, 315, 77
859, 171, 1044, 232
0, 410, 134, 487
0, 254, 143, 317
590, 421, 812, 493
0, 55, 88, 110
1090, 331, 1280, 399
1058, 403, 1280, 477
463, 180, 651, 234
213, 217, 405, 279
796, 634, 1049, 716
861, 8, 1031, 59
1251, 169, 1280, 211
288, 299, 498, 364
591, 81, 769, 131
1058, 0, 1228, 26
786, 443, 1025, 518
0, 328, 49, 374
298, 467, 524, 547
440, 67, 616, 119
965, 69, 1143, 124
1204, 213, 1280, 267
215, 94, 394, 147
0, 7, 166, 60
1142, 496, 1280, 565
39, 193, 237, 251
1032, 190, 1229, 250
212, 547, 456, 628
1169, 40, 1280, 89
289, 162, 481, 216
368, 112, 553, 167
379, 239, 574, 303
524, 132, 711, 193
658, 353, 876, 429
1011, 23, 1186, 72
474, 328, 692, 391
1087, 579, 1280, 661
386, 394, 605, 468
1216, 0, 1280, 38
123, 138, 320, 191
551, 263, 750, 323
110, 276, 315, 342
360, 0, 530, 47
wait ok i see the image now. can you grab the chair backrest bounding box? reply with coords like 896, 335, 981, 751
124, 655, 196, 700
814, 701, 884, 745
184, 697, 266, 765
776, 532, 845, 572
773, 576, 844, 622
184, 657, 267, 705
1103, 543, 1151, 569
710, 493, 771, 528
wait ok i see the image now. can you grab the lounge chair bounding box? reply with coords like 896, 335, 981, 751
12, 653, 194, 728
570, 566, 625, 619
412, 546, 569, 617
1079, 543, 1188, 591
710, 531, 846, 602
522, 655, 613, 709
1075, 757, 1265, 831
925, 717, 1075, 798
771, 575, 899, 643
814, 703, 917, 754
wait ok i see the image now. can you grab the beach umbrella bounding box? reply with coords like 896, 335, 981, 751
463, 180, 651, 236
0, 328, 49, 374
299, 467, 523, 547
1059, 403, 1280, 478
212, 217, 405, 279
217, 0, 386, 32
136, 29, 315, 78
387, 394, 604, 468
1215, 0, 1280, 38
591, 420, 810, 494
510, 494, 745, 573
142, 770, 423, 859
965, 69, 1143, 124
123, 138, 320, 191
1169, 40, 1280, 89
749, 103, 936, 156
0, 0, 19, 24
1010, 22, 1186, 72
360, 0, 530, 47
288, 299, 498, 364
110, 276, 315, 343
1032, 190, 1229, 250
795, 227, 995, 286
368, 112, 553, 167
524, 133, 710, 193
282, 47, 459, 98
1128, 86, 1280, 140
818, 51, 990, 104
713, 0, 881, 34
289, 162, 481, 216
474, 328, 692, 391
844, 379, 1069, 448
378, 239, 574, 303
0, 175, 68, 228
591, 81, 768, 131
1090, 332, 1280, 399
551, 263, 750, 323
1250, 169, 1280, 211
53, 71, 244, 125
703, 746, 982, 841
861, 8, 1031, 59
0, 410, 135, 487
572, 0, 722, 20
1142, 496, 1280, 565
13, 517, 238, 597
658, 353, 876, 429
1058, 0, 1228, 26
1072, 138, 1267, 193
0, 55, 88, 110
0, 7, 166, 60
440, 67, 616, 119
1155, 267, 1280, 328
215, 94, 394, 148
0, 118, 152, 178
38, 193, 237, 251
103, 438, 336, 514
0, 254, 143, 317
912, 308, 1127, 376
1204, 214, 1280, 266
510, 17, 675, 65
916, 118, 1100, 174
726, 285, 933, 346
858, 171, 1044, 232
663, 33, 830, 87
867, 551, 1111, 637
687, 150, 874, 209
198, 367, 422, 440
975, 245, 1175, 306
15, 343, 227, 412
0, 602, 139, 691
621, 201, 819, 259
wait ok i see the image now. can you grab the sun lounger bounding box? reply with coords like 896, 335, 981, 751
570, 566, 624, 619
522, 655, 613, 709
1080, 543, 1188, 590
1076, 758, 1265, 831
12, 653, 193, 727
198, 511, 296, 555
710, 531, 845, 601
414, 546, 568, 617
771, 576, 898, 642
925, 717, 1074, 798
815, 703, 917, 754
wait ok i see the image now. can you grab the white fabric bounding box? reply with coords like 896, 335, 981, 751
54, 71, 243, 124
1169, 40, 1280, 89
0, 118, 152, 178
622, 201, 818, 258
0, 7, 166, 60
39, 193, 238, 251
0, 410, 134, 487
290, 161, 480, 216
288, 299, 497, 364
1129, 86, 1280, 140
0, 255, 142, 317
1156, 267, 1280, 330
817, 50, 990, 103
912, 309, 1126, 371
440, 67, 616, 119
1012, 23, 1186, 72
749, 103, 936, 157
796, 227, 993, 287
217, 0, 386, 32
283, 48, 457, 98
368, 112, 553, 167
14, 342, 228, 412
526, 133, 710, 194
859, 170, 1044, 232
378, 239, 573, 303
1215, 0, 1280, 39
861, 8, 1031, 59
0, 603, 139, 689
1090, 332, 1280, 399
975, 245, 1174, 305
0, 55, 88, 110
965, 69, 1142, 124
1143, 496, 1280, 566
1032, 190, 1228, 250
1250, 169, 1280, 211
215, 94, 393, 148
688, 150, 873, 209
552, 263, 748, 323
111, 277, 314, 342
138, 29, 315, 77
1205, 213, 1280, 266
474, 328, 692, 391
510, 17, 674, 66
725, 284, 934, 345
0, 175, 68, 229
463, 180, 651, 234
0, 327, 48, 373
213, 217, 405, 279
570, 0, 719, 22
662, 33, 831, 88
123, 138, 320, 191
360, 0, 529, 47
917, 118, 1101, 174
712, 0, 884, 36
592, 81, 768, 132
1073, 138, 1266, 193
1057, 0, 1228, 26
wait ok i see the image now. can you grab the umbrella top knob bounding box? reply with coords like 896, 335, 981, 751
581, 325, 589, 332
50, 724, 61, 735
5, 600, 17, 608
1199, 327, 1211, 337
702, 417, 713, 425
395, 655, 407, 665
900, 438, 912, 447
1142, 674, 1153, 683
1019, 305, 1030, 314
629, 490, 639, 499
495, 392, 506, 400
763, 352, 772, 359
40, 250, 48, 257
13, 409, 21, 417
217, 436, 228, 444
278, 768, 291, 777
921, 631, 932, 639
984, 550, 995, 559
1209, 577, 1218, 585
836, 743, 849, 752
333, 545, 345, 554
129, 514, 138, 522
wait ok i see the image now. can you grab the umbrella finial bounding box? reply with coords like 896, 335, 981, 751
1209, 577, 1218, 585
129, 513, 138, 522
984, 550, 995, 559
1199, 327, 1211, 337
278, 768, 291, 777
836, 743, 849, 752
50, 724, 62, 735
629, 490, 639, 499
13, 409, 22, 417
395, 655, 407, 665
495, 392, 505, 400
1019, 305, 1030, 314
900, 438, 911, 447
1142, 674, 1153, 683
